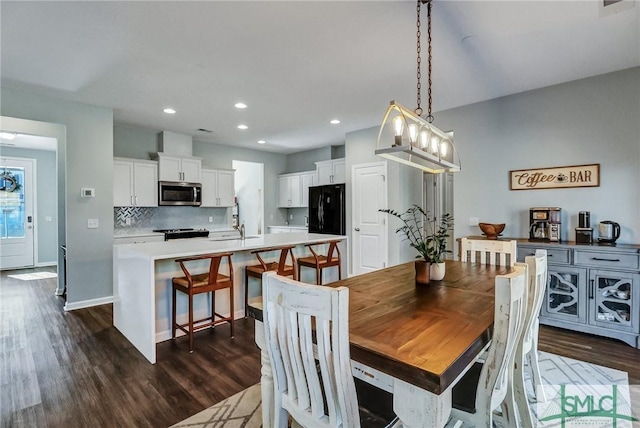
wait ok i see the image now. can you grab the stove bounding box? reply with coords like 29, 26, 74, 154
153, 228, 210, 241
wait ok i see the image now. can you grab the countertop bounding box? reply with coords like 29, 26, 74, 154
114, 232, 346, 260
267, 225, 308, 230
461, 236, 640, 251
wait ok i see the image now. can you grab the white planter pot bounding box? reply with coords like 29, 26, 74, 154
430, 262, 446, 281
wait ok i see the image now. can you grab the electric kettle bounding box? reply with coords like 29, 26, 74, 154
598, 221, 620, 244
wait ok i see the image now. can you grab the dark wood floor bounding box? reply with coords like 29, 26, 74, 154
1, 267, 639, 427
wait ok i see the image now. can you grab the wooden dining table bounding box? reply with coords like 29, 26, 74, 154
251, 260, 512, 428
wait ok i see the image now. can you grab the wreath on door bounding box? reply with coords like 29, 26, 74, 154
0, 171, 21, 192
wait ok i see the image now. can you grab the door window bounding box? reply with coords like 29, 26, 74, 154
0, 167, 25, 238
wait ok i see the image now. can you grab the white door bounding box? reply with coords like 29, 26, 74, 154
0, 157, 35, 269
352, 162, 387, 275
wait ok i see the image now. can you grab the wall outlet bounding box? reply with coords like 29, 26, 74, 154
87, 219, 99, 229
45, 216, 53, 222
469, 217, 479, 226
289, 214, 293, 220
208, 216, 213, 223
125, 218, 132, 226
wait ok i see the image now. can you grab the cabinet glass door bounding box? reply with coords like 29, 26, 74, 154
542, 267, 587, 323
589, 270, 639, 332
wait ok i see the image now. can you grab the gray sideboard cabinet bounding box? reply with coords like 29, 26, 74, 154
517, 242, 640, 348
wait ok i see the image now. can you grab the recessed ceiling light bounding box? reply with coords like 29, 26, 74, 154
235, 102, 247, 109
237, 124, 248, 130
257, 140, 266, 145
163, 108, 176, 114
330, 119, 341, 125
0, 132, 17, 140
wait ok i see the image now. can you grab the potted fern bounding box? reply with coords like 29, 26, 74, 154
379, 205, 454, 283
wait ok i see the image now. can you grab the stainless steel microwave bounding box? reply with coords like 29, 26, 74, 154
158, 181, 202, 206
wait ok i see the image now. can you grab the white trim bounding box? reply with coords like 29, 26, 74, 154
36, 261, 57, 267
64, 295, 114, 311
0, 156, 36, 269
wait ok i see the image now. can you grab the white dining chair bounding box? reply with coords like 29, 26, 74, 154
461, 237, 517, 267
262, 271, 399, 428
449, 263, 528, 428
514, 250, 548, 428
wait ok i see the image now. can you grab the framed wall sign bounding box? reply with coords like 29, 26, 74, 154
509, 164, 600, 191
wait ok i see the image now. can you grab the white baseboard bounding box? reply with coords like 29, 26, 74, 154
64, 295, 114, 311
155, 308, 246, 343
35, 261, 57, 268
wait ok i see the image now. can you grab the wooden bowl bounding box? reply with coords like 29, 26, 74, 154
478, 223, 505, 240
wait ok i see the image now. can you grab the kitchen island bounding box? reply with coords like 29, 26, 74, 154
113, 232, 347, 363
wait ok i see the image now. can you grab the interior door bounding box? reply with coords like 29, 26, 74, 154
0, 157, 34, 269
352, 162, 387, 275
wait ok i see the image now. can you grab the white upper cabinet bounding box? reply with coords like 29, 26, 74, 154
113, 158, 158, 207
278, 174, 301, 208
201, 169, 235, 207
300, 171, 315, 207
156, 153, 201, 182
278, 171, 314, 208
315, 158, 345, 185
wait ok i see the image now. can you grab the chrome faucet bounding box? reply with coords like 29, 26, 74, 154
239, 223, 245, 240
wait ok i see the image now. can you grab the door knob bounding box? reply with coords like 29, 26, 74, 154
355, 228, 360, 231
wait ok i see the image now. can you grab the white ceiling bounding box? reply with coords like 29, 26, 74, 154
1, 1, 638, 154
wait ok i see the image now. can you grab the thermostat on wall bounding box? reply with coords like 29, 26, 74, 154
81, 188, 95, 198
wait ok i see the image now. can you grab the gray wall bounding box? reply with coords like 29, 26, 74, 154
1, 87, 114, 306
113, 126, 158, 160
433, 67, 640, 244
0, 146, 58, 264
286, 146, 331, 173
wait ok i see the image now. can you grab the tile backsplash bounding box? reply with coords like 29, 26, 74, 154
114, 206, 231, 230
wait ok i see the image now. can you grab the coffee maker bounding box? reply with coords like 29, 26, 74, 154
529, 207, 562, 242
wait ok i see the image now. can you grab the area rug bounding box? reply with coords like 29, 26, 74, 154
171, 352, 632, 428
8, 271, 58, 281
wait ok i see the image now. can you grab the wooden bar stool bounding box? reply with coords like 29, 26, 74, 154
297, 240, 342, 285
244, 245, 296, 317
172, 252, 234, 353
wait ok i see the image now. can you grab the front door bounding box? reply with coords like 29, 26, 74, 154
352, 162, 387, 275
0, 157, 35, 269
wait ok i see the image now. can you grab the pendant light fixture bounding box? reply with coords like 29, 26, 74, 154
375, 0, 461, 174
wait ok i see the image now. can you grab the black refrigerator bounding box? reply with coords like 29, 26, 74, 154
308, 184, 345, 235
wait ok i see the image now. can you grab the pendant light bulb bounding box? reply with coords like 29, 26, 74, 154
419, 130, 429, 149
393, 116, 404, 146
430, 136, 439, 154
440, 140, 448, 157
408, 124, 419, 144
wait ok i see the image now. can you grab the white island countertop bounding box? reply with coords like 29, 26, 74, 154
113, 232, 347, 363
119, 232, 344, 260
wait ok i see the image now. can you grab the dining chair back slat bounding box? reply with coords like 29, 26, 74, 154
461, 238, 517, 267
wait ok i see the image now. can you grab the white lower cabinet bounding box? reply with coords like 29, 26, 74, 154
201, 169, 235, 207
113, 158, 158, 207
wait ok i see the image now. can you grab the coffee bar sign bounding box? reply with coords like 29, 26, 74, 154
510, 164, 600, 191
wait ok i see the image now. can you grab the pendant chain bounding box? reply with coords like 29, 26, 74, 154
415, 1, 434, 123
